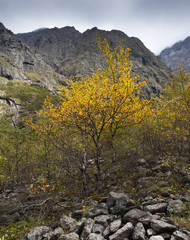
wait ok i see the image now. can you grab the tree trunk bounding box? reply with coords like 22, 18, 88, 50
111, 134, 116, 163
81, 134, 88, 195
95, 141, 101, 192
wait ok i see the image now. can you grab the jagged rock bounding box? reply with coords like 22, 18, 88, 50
147, 228, 156, 236
173, 230, 189, 240
132, 222, 146, 240
92, 224, 104, 234
109, 219, 122, 233
85, 203, 109, 218
109, 222, 134, 240
59, 215, 76, 232
150, 219, 177, 233
123, 208, 152, 225
87, 233, 105, 240
103, 226, 111, 238
59, 232, 79, 240
102, 219, 122, 238
107, 192, 136, 215
149, 236, 164, 240
94, 215, 110, 227
26, 226, 53, 240
160, 217, 177, 226
43, 231, 58, 240
183, 230, 190, 237
80, 218, 95, 240
167, 199, 184, 215
72, 217, 86, 235
143, 203, 168, 214
53, 227, 64, 238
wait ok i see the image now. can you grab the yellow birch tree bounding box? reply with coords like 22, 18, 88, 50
29, 39, 154, 191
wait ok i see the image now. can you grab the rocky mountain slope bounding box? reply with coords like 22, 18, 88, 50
17, 26, 172, 98
160, 36, 190, 72
0, 23, 65, 89
0, 23, 66, 122
0, 22, 172, 122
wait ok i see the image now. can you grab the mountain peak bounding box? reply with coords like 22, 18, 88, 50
0, 22, 14, 36
0, 22, 5, 29
160, 35, 190, 71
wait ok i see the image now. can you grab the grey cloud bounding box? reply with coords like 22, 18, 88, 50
0, 0, 190, 54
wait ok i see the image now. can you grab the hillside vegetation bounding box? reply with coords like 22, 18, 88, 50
0, 40, 189, 240
0, 40, 189, 195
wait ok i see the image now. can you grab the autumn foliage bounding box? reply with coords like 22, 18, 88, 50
0, 40, 189, 196
27, 39, 154, 192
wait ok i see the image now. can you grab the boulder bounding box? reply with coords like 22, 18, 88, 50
94, 215, 111, 227
72, 217, 86, 235
92, 224, 104, 234
86, 203, 109, 218
173, 230, 189, 240
143, 203, 168, 214
26, 226, 52, 240
80, 218, 95, 240
53, 227, 64, 238
59, 232, 79, 240
109, 219, 122, 233
123, 208, 152, 225
149, 236, 164, 240
59, 215, 76, 232
132, 222, 146, 240
109, 222, 134, 240
147, 228, 156, 236
43, 231, 58, 240
107, 192, 135, 215
87, 233, 105, 240
167, 199, 184, 215
150, 219, 177, 233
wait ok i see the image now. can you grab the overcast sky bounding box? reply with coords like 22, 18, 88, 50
1, 0, 190, 54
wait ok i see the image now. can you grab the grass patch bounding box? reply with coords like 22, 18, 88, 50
0, 216, 49, 240
0, 80, 59, 113
170, 215, 190, 231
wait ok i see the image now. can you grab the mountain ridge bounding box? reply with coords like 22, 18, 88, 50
0, 22, 173, 122
16, 25, 172, 98
160, 36, 190, 71
0, 22, 65, 89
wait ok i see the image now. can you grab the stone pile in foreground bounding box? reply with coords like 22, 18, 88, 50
24, 192, 190, 240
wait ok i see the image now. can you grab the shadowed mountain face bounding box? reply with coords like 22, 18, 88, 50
17, 26, 171, 98
160, 36, 190, 72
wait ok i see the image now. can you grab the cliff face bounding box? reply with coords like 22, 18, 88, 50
160, 36, 190, 72
17, 26, 172, 98
0, 22, 65, 90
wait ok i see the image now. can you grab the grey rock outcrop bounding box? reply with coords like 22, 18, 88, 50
0, 22, 65, 90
